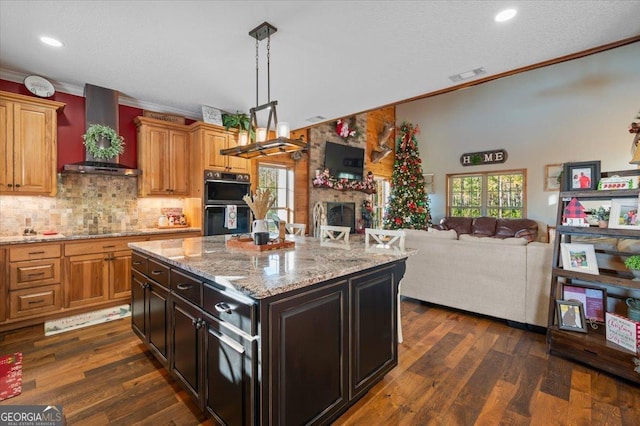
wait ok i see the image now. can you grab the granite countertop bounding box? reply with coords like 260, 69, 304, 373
129, 235, 417, 300
0, 227, 201, 246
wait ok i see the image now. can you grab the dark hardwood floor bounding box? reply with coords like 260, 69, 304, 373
1, 298, 638, 425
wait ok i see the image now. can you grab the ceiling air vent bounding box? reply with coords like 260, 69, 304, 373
449, 67, 486, 83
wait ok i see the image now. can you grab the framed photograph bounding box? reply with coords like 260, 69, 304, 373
202, 105, 223, 125
563, 284, 606, 322
556, 300, 587, 332
423, 173, 434, 194
608, 198, 640, 230
544, 163, 563, 191
560, 243, 599, 275
563, 161, 601, 191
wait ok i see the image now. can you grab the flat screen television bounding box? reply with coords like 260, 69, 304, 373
324, 141, 365, 180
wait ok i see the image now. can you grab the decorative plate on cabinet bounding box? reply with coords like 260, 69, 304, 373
23, 75, 55, 98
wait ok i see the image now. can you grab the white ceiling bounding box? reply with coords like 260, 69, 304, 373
1, 1, 639, 130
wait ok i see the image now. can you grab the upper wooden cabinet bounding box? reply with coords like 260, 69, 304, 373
189, 122, 249, 196
135, 116, 190, 197
0, 91, 65, 196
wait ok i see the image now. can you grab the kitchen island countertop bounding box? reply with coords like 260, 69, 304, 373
129, 235, 416, 299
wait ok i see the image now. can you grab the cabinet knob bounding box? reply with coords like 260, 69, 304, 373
14, 184, 20, 188
7, 184, 13, 188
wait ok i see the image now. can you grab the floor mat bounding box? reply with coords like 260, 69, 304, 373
44, 304, 131, 336
0, 352, 22, 401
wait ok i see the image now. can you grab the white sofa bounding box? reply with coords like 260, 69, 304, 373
401, 228, 553, 327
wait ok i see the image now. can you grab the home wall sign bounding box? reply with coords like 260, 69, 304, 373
460, 149, 508, 166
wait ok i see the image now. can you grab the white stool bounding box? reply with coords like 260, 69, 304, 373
285, 223, 306, 236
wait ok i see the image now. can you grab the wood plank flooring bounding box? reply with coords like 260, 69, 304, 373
1, 298, 638, 425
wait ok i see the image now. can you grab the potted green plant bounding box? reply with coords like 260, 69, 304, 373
624, 255, 640, 280
222, 111, 254, 142
596, 206, 610, 228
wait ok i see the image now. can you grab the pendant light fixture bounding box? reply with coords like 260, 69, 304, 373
220, 22, 308, 159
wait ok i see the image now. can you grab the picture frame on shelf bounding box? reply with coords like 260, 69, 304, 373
563, 160, 601, 191
608, 198, 640, 230
563, 284, 606, 323
560, 243, 599, 275
544, 163, 563, 192
556, 300, 587, 333
202, 105, 223, 125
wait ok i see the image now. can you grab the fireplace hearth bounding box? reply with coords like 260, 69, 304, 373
326, 202, 356, 233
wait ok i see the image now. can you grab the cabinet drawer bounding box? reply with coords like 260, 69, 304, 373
132, 252, 148, 275
10, 258, 61, 289
203, 283, 256, 336
10, 244, 61, 261
171, 269, 202, 305
65, 237, 140, 256
9, 285, 62, 318
147, 258, 170, 287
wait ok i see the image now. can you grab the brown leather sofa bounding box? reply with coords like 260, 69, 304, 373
432, 216, 539, 242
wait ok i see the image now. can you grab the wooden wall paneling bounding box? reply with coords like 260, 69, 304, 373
365, 106, 396, 179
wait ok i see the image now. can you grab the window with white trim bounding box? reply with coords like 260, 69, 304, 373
447, 169, 526, 218
258, 164, 294, 224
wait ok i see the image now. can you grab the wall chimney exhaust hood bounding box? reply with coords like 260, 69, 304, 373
62, 84, 141, 176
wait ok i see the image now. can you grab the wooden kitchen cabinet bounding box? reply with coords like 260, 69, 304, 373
190, 122, 249, 197
7, 243, 63, 319
135, 116, 190, 197
131, 254, 170, 366
64, 237, 138, 309
0, 91, 64, 196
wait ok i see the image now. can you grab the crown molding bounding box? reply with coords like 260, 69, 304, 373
0, 68, 200, 120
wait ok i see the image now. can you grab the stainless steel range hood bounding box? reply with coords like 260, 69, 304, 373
62, 84, 141, 176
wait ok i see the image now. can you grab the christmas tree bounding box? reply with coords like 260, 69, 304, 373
383, 122, 431, 230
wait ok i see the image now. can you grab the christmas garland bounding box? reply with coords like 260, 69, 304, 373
83, 124, 125, 159
312, 169, 376, 194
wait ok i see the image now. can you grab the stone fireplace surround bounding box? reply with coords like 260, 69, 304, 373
308, 115, 370, 233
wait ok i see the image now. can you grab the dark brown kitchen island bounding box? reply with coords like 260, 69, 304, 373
129, 235, 414, 425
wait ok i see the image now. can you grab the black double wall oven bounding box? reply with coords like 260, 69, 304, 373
203, 170, 251, 236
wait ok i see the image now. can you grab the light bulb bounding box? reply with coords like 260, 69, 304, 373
277, 122, 290, 138
256, 128, 267, 142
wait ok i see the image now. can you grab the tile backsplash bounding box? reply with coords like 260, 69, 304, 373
0, 174, 187, 236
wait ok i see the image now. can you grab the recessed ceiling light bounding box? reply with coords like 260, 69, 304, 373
40, 36, 63, 47
495, 9, 517, 22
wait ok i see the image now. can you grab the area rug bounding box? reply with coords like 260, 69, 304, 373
0, 352, 23, 401
44, 304, 131, 336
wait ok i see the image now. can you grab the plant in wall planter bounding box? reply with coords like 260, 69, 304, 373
83, 124, 125, 160
624, 255, 640, 280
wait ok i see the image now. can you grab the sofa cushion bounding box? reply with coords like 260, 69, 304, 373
424, 228, 458, 239
439, 217, 473, 236
495, 219, 538, 242
472, 217, 497, 237
459, 234, 529, 245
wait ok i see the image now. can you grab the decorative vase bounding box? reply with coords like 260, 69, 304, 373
252, 219, 268, 236
630, 269, 640, 281
627, 298, 640, 321
598, 220, 608, 228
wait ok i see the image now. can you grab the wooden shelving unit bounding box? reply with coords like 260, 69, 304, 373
547, 187, 640, 383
